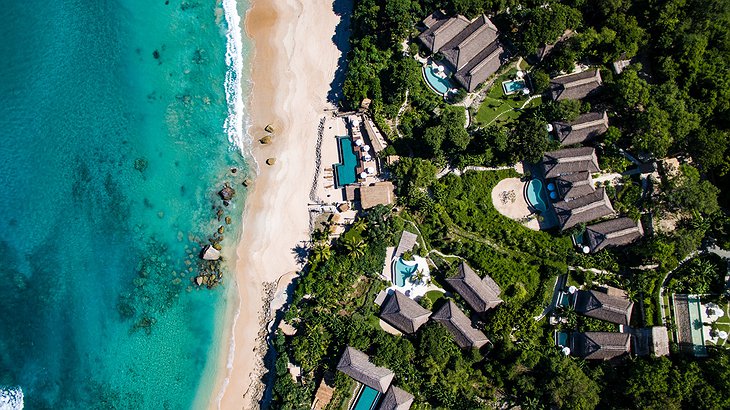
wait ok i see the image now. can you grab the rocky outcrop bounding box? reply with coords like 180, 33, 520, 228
218, 184, 236, 201
266, 158, 276, 166
201, 245, 221, 261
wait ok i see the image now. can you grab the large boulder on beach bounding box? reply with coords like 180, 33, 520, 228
265, 124, 274, 133
266, 158, 276, 166
201, 245, 221, 261
259, 135, 272, 145
218, 185, 235, 201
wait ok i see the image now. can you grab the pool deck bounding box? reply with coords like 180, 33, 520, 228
491, 177, 541, 230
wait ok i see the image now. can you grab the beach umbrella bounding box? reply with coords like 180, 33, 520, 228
516, 70, 524, 78
546, 123, 554, 132
354, 138, 363, 146
363, 145, 371, 152
568, 286, 577, 294
363, 154, 372, 161
562, 347, 571, 356
366, 167, 375, 174
582, 246, 590, 254
720, 331, 728, 339
360, 172, 368, 179
522, 88, 530, 95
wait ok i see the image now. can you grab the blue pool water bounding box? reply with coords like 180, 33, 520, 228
502, 79, 526, 95
526, 179, 549, 212
335, 137, 358, 187
0, 0, 250, 407
556, 331, 569, 347
354, 386, 380, 410
423, 65, 453, 95
394, 258, 418, 287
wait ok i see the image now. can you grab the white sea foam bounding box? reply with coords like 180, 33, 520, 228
0, 386, 23, 410
222, 0, 258, 174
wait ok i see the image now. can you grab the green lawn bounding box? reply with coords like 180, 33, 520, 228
473, 70, 542, 127
706, 301, 730, 349
424, 290, 446, 305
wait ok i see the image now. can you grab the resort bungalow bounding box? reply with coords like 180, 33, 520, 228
552, 111, 609, 146
551, 171, 595, 201
549, 68, 602, 101
360, 182, 396, 210
379, 290, 432, 334
431, 300, 490, 349
379, 386, 415, 410
337, 347, 394, 394
583, 217, 644, 253
553, 188, 615, 231
573, 287, 634, 326
445, 262, 502, 314
571, 331, 631, 360
418, 11, 507, 92
542, 147, 601, 179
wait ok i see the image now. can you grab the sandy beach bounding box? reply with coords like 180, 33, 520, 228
212, 0, 346, 408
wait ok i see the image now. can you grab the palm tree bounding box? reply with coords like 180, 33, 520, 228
311, 227, 329, 243
311, 243, 331, 263
342, 237, 366, 257
352, 218, 367, 232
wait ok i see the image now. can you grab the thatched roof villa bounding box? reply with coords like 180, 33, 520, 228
379, 290, 432, 334
573, 286, 634, 325
431, 300, 490, 349
445, 261, 502, 313
584, 217, 644, 253
552, 111, 609, 146
337, 347, 394, 393
571, 331, 631, 360
542, 147, 601, 179
552, 188, 615, 231
549, 68, 602, 101
379, 385, 415, 410
552, 171, 596, 201
418, 11, 507, 92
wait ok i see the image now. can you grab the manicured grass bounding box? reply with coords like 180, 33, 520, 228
425, 290, 445, 305
473, 70, 541, 127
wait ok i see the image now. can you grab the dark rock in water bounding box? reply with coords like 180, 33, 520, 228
213, 243, 222, 251
225, 216, 232, 225
153, 50, 160, 59
242, 179, 252, 187
218, 225, 225, 234
223, 200, 229, 207
231, 168, 237, 174
219, 184, 235, 201
201, 245, 221, 261
195, 276, 205, 286
134, 158, 148, 172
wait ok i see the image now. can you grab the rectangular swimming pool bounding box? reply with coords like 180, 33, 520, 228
353, 386, 380, 410
335, 137, 358, 187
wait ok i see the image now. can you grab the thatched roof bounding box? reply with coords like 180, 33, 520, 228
585, 217, 644, 253
337, 347, 395, 393
549, 69, 602, 101
553, 187, 615, 231
418, 11, 471, 52
364, 117, 388, 153
395, 231, 418, 257
553, 171, 595, 201
312, 374, 335, 410
574, 288, 633, 325
542, 147, 600, 179
380, 290, 432, 334
445, 262, 502, 313
418, 13, 504, 92
571, 332, 631, 360
453, 40, 507, 92
378, 386, 414, 410
431, 300, 490, 349
360, 182, 395, 210
552, 111, 609, 146
651, 326, 670, 357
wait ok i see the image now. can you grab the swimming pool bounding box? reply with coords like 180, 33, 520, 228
423, 64, 453, 95
502, 79, 526, 95
526, 179, 549, 213
353, 385, 380, 410
335, 137, 358, 187
556, 331, 569, 347
687, 295, 708, 356
393, 257, 417, 287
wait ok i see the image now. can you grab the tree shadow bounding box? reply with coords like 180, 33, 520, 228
327, 0, 354, 105
291, 242, 309, 266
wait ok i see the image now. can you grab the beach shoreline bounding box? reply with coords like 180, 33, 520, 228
210, 0, 346, 408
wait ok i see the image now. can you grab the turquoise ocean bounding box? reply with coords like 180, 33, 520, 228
0, 0, 250, 408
